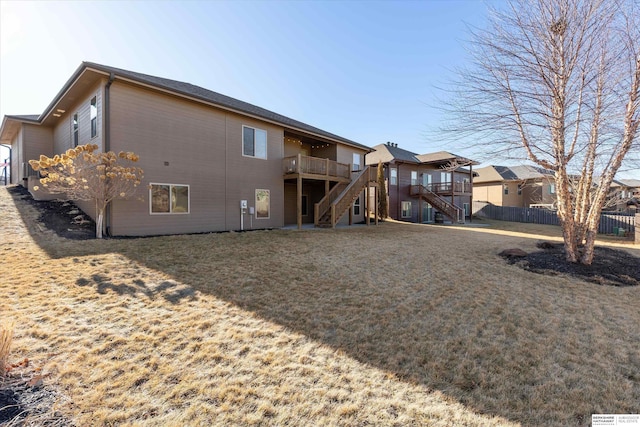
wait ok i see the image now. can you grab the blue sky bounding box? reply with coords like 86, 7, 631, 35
1, 0, 638, 179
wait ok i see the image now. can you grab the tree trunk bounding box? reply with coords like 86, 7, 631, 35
95, 198, 106, 239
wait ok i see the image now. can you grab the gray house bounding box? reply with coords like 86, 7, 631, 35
0, 62, 376, 236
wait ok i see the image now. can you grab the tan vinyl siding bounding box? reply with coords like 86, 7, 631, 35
107, 82, 285, 236
23, 124, 53, 163
53, 83, 104, 154
11, 129, 22, 183
224, 115, 284, 230
473, 183, 504, 205
108, 82, 227, 236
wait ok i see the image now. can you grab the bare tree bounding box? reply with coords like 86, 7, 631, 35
444, 0, 639, 264
29, 144, 144, 238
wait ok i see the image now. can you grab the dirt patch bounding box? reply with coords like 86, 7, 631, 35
503, 242, 640, 287
7, 186, 95, 240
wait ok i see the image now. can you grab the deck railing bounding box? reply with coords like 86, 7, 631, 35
283, 155, 351, 179
423, 182, 471, 194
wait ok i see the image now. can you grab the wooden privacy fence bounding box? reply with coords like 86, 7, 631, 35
473, 202, 636, 237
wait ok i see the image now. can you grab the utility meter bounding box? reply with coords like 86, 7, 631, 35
240, 200, 248, 209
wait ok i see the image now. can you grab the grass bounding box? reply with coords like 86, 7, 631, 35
2, 186, 639, 426
0, 321, 13, 376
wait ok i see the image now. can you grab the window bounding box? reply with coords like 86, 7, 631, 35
411, 171, 418, 185
549, 183, 556, 194
243, 126, 267, 159
255, 189, 270, 219
73, 113, 79, 147
150, 184, 189, 214
353, 195, 361, 215
390, 168, 397, 185
441, 172, 451, 183
301, 195, 308, 216
504, 184, 509, 195
517, 184, 523, 195
463, 203, 470, 217
353, 153, 361, 171
422, 173, 432, 187
401, 201, 412, 218
422, 203, 433, 222
90, 96, 97, 138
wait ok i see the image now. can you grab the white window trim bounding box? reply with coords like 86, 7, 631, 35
149, 183, 190, 215
72, 112, 79, 147
411, 171, 418, 185
90, 95, 98, 139
242, 125, 268, 159
390, 168, 398, 186
353, 195, 361, 215
401, 201, 412, 218
352, 153, 361, 172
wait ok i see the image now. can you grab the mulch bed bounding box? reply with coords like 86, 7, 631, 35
502, 242, 640, 287
8, 186, 95, 240
1, 361, 73, 426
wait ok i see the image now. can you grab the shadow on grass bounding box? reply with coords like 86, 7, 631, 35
7, 186, 640, 426
76, 275, 196, 304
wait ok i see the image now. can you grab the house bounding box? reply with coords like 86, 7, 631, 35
473, 165, 556, 209
0, 62, 377, 236
366, 142, 477, 223
608, 179, 640, 212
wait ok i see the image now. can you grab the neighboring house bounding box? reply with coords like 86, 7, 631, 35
608, 179, 640, 212
0, 62, 377, 236
366, 142, 477, 223
473, 165, 556, 208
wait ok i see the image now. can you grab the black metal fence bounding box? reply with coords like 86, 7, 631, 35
473, 202, 636, 236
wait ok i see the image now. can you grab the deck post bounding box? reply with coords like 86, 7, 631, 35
325, 158, 329, 177
331, 205, 336, 228
297, 153, 302, 174
469, 164, 473, 222
636, 213, 639, 244
325, 180, 330, 196
365, 185, 370, 226
297, 175, 302, 230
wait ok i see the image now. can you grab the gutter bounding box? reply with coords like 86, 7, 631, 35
104, 73, 115, 236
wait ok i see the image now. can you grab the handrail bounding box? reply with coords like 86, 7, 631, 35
330, 166, 373, 227
283, 155, 351, 179
314, 182, 348, 226
424, 182, 472, 194
411, 184, 463, 223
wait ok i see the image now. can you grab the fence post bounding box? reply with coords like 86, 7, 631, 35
636, 213, 640, 244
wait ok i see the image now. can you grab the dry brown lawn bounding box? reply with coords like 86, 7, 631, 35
1, 186, 639, 426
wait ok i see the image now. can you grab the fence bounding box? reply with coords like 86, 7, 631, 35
473, 202, 636, 237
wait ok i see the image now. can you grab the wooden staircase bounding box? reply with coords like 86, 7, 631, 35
315, 166, 374, 228
410, 184, 464, 223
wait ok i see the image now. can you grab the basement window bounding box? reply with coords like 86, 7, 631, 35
150, 183, 190, 214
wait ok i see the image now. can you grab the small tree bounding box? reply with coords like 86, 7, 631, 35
29, 144, 144, 238
377, 161, 388, 219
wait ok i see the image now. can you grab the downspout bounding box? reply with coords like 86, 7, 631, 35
104, 73, 115, 236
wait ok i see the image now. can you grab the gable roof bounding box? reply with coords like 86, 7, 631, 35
617, 179, 640, 188
415, 151, 478, 165
366, 143, 421, 164
2, 62, 370, 151
88, 63, 370, 151
475, 165, 554, 184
